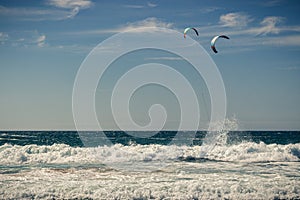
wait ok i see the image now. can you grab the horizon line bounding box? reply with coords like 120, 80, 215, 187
1, 129, 300, 132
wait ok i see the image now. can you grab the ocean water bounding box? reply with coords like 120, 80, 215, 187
0, 130, 300, 199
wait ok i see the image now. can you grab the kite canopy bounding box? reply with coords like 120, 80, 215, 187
183, 27, 199, 38
210, 35, 230, 53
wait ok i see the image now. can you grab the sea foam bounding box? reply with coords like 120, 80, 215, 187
0, 142, 299, 166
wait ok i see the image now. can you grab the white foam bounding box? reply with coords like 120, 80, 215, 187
206, 142, 300, 162
0, 142, 299, 166
0, 161, 299, 199
0, 143, 96, 165
0, 142, 299, 199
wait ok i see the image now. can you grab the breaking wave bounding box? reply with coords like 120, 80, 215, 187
0, 142, 299, 166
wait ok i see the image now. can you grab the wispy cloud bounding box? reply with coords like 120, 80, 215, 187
0, 5, 44, 16
220, 16, 297, 37
227, 35, 300, 48
0, 0, 93, 21
195, 13, 300, 52
147, 2, 157, 8
47, 0, 92, 9
36, 35, 46, 47
260, 35, 300, 46
200, 6, 222, 14
0, 32, 9, 44
219, 12, 253, 27
47, 0, 93, 19
49, 44, 93, 54
2, 31, 47, 48
256, 16, 283, 35
277, 66, 300, 71
0, 5, 69, 21
195, 13, 299, 40
69, 17, 173, 35
145, 56, 184, 61
0, 6, 73, 21
121, 17, 173, 31
260, 0, 284, 7
123, 5, 145, 9
123, 2, 157, 9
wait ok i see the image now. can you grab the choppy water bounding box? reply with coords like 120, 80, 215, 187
0, 130, 299, 199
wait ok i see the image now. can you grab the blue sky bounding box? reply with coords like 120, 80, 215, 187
0, 0, 299, 130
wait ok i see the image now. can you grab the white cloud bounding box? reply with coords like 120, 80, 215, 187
72, 17, 173, 34
219, 12, 252, 27
67, 7, 80, 18
118, 17, 173, 32
124, 17, 173, 30
195, 13, 300, 51
145, 56, 184, 61
36, 35, 46, 47
200, 7, 222, 14
123, 2, 157, 9
147, 2, 157, 8
260, 0, 283, 7
0, 5, 84, 21
219, 34, 300, 52
0, 1, 93, 21
215, 14, 299, 38
47, 0, 93, 19
0, 5, 53, 17
0, 32, 9, 44
123, 5, 145, 9
233, 16, 288, 36
257, 16, 283, 35
48, 0, 92, 9
3, 31, 47, 48
261, 35, 300, 46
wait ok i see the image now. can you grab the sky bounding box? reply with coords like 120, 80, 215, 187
0, 0, 300, 131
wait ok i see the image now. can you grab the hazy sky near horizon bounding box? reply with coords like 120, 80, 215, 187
0, 0, 300, 130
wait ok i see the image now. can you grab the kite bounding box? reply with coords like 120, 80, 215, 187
210, 35, 230, 53
184, 27, 199, 38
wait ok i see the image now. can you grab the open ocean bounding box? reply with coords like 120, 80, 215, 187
0, 130, 300, 199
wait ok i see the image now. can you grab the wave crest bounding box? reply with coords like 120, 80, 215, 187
0, 142, 299, 165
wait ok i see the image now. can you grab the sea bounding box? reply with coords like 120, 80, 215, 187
0, 128, 300, 199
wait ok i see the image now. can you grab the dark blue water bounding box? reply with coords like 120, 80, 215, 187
0, 131, 299, 146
